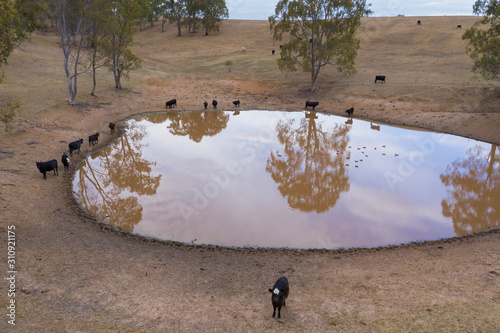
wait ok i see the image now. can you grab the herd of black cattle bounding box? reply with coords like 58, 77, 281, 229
35, 94, 360, 179
36, 122, 116, 179
35, 93, 362, 179
41, 19, 444, 180
39, 17, 441, 180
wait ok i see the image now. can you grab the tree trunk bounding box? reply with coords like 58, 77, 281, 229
113, 57, 122, 89
63, 44, 79, 105
310, 29, 319, 91
115, 76, 122, 89
91, 56, 97, 96
311, 58, 319, 92
311, 72, 318, 92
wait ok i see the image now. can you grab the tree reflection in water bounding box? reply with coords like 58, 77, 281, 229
75, 123, 161, 232
163, 111, 230, 142
441, 144, 500, 235
266, 112, 350, 213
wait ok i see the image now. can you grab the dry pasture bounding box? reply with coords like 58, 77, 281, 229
0, 17, 499, 332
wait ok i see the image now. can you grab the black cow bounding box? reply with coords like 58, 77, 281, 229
109, 122, 116, 133
88, 132, 99, 146
272, 49, 275, 55
417, 20, 421, 25
204, 101, 208, 109
68, 139, 84, 156
61, 154, 70, 171
233, 100, 240, 107
165, 99, 177, 109
305, 101, 319, 110
346, 107, 354, 116
456, 25, 462, 29
212, 100, 218, 109
375, 75, 386, 83
36, 160, 58, 179
269, 276, 289, 319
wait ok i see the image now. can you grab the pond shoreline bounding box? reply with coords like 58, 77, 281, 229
73, 110, 500, 250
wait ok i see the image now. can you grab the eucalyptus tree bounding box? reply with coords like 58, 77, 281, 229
103, 0, 145, 89
159, 0, 169, 32
86, 0, 110, 96
200, 0, 228, 35
165, 0, 188, 36
462, 0, 500, 79
0, 0, 42, 132
269, 0, 372, 92
147, 0, 164, 26
0, 0, 41, 69
186, 0, 202, 33
49, 0, 95, 104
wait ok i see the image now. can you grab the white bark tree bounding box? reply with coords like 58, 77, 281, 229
51, 0, 93, 104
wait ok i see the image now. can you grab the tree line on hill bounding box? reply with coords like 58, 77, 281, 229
158, 0, 229, 36
0, 0, 228, 106
39, 0, 228, 104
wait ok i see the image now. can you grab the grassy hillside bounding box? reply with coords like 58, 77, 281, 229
1, 16, 498, 132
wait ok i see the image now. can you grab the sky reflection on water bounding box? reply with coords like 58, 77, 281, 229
73, 111, 500, 249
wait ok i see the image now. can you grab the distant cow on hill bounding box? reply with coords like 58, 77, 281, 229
375, 75, 386, 83
204, 101, 208, 109
165, 99, 177, 109
305, 101, 319, 110
417, 20, 421, 25
109, 122, 116, 133
233, 100, 240, 107
346, 107, 354, 116
212, 100, 218, 109
456, 25, 462, 29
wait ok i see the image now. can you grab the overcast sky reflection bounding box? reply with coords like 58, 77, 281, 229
226, 0, 476, 20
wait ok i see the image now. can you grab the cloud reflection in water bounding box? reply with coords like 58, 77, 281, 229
73, 111, 500, 249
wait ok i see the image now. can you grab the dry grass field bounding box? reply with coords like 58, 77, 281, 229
0, 17, 499, 332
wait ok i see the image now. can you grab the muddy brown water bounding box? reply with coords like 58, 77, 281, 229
73, 110, 500, 249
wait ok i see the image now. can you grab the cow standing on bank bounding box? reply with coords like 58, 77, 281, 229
61, 154, 70, 171
165, 99, 177, 109
88, 132, 99, 146
68, 139, 84, 156
269, 276, 289, 320
36, 160, 58, 179
305, 101, 319, 110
